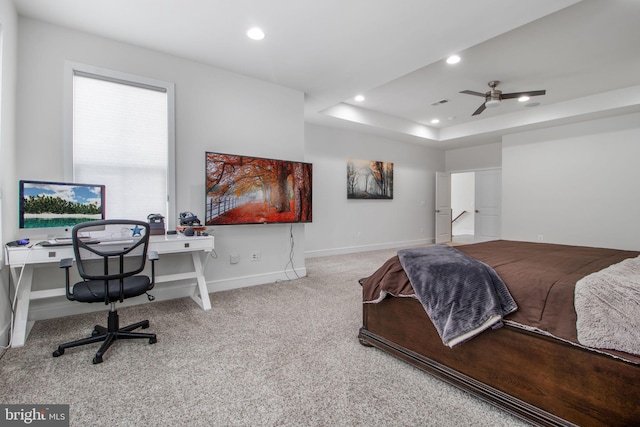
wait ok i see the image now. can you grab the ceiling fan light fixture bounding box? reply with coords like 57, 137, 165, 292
461, 81, 546, 116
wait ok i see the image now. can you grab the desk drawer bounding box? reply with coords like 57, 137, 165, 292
150, 236, 214, 254
6, 247, 74, 265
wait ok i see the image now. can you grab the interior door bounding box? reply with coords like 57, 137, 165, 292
435, 172, 452, 243
474, 169, 501, 242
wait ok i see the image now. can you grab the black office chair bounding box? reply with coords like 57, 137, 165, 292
52, 219, 159, 364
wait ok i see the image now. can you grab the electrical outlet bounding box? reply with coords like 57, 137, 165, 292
230, 252, 240, 264
537, 235, 544, 242
250, 251, 261, 261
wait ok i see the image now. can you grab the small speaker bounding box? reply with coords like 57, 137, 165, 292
184, 227, 195, 236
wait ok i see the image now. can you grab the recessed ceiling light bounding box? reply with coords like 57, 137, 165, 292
354, 95, 365, 102
518, 96, 530, 102
446, 55, 461, 65
430, 118, 440, 124
247, 27, 265, 40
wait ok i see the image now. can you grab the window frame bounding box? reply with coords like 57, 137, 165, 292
63, 61, 176, 228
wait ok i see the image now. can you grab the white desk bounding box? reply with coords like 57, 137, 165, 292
4, 234, 214, 348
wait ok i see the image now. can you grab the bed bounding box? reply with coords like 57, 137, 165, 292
358, 240, 640, 427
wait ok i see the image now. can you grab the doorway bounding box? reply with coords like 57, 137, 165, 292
451, 172, 475, 243
450, 169, 501, 244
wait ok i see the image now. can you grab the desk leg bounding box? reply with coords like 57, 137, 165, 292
189, 251, 212, 311
11, 265, 35, 348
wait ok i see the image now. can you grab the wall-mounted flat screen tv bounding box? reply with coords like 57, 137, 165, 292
205, 152, 312, 225
19, 180, 106, 236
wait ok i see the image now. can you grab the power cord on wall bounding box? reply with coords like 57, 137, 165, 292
283, 223, 301, 281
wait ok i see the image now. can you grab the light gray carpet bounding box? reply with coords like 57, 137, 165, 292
0, 248, 529, 426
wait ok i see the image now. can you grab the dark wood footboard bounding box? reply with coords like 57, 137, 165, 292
359, 297, 640, 427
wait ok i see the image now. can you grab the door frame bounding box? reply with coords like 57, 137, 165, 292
435, 172, 452, 243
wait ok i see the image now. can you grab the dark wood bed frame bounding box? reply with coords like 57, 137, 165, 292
359, 296, 640, 427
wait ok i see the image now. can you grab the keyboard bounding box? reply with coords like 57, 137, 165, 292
41, 240, 72, 247
40, 239, 100, 247
97, 239, 134, 245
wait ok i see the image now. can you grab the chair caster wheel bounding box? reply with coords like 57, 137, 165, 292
149, 337, 157, 344
93, 356, 103, 364
91, 329, 99, 337
142, 321, 150, 329
52, 349, 64, 357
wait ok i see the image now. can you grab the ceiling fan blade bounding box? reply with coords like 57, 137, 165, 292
472, 102, 486, 116
501, 89, 546, 99
460, 90, 486, 97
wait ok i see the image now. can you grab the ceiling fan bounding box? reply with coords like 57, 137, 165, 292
460, 80, 546, 116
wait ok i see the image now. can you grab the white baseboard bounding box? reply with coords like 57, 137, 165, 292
304, 238, 432, 258
206, 267, 307, 293
22, 238, 429, 327
26, 268, 307, 322
18, 239, 428, 328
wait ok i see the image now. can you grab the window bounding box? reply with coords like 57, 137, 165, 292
65, 62, 175, 227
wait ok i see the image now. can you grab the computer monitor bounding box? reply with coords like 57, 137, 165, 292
18, 180, 106, 239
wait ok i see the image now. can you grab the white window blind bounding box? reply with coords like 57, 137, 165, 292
71, 69, 174, 224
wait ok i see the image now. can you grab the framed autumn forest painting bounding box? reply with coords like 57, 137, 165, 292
205, 152, 312, 225
346, 158, 393, 199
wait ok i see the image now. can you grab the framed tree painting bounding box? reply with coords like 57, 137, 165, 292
346, 158, 393, 199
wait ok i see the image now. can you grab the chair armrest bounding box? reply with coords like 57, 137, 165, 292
59, 258, 73, 269
148, 251, 159, 290
58, 258, 75, 301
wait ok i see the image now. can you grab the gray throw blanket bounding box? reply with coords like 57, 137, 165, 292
398, 244, 517, 347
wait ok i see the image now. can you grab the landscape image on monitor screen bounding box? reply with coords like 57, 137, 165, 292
19, 180, 105, 229
205, 152, 312, 225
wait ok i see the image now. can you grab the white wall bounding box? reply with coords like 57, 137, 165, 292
446, 142, 501, 172
0, 0, 18, 350
304, 124, 444, 256
502, 112, 640, 250
14, 17, 306, 317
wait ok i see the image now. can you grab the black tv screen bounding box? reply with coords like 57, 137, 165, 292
205, 152, 312, 225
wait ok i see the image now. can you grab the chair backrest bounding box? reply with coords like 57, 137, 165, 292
72, 219, 150, 282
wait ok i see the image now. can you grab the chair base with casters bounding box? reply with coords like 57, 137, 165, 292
52, 303, 157, 364
52, 219, 159, 364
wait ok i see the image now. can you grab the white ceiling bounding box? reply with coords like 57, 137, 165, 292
14, 0, 640, 149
